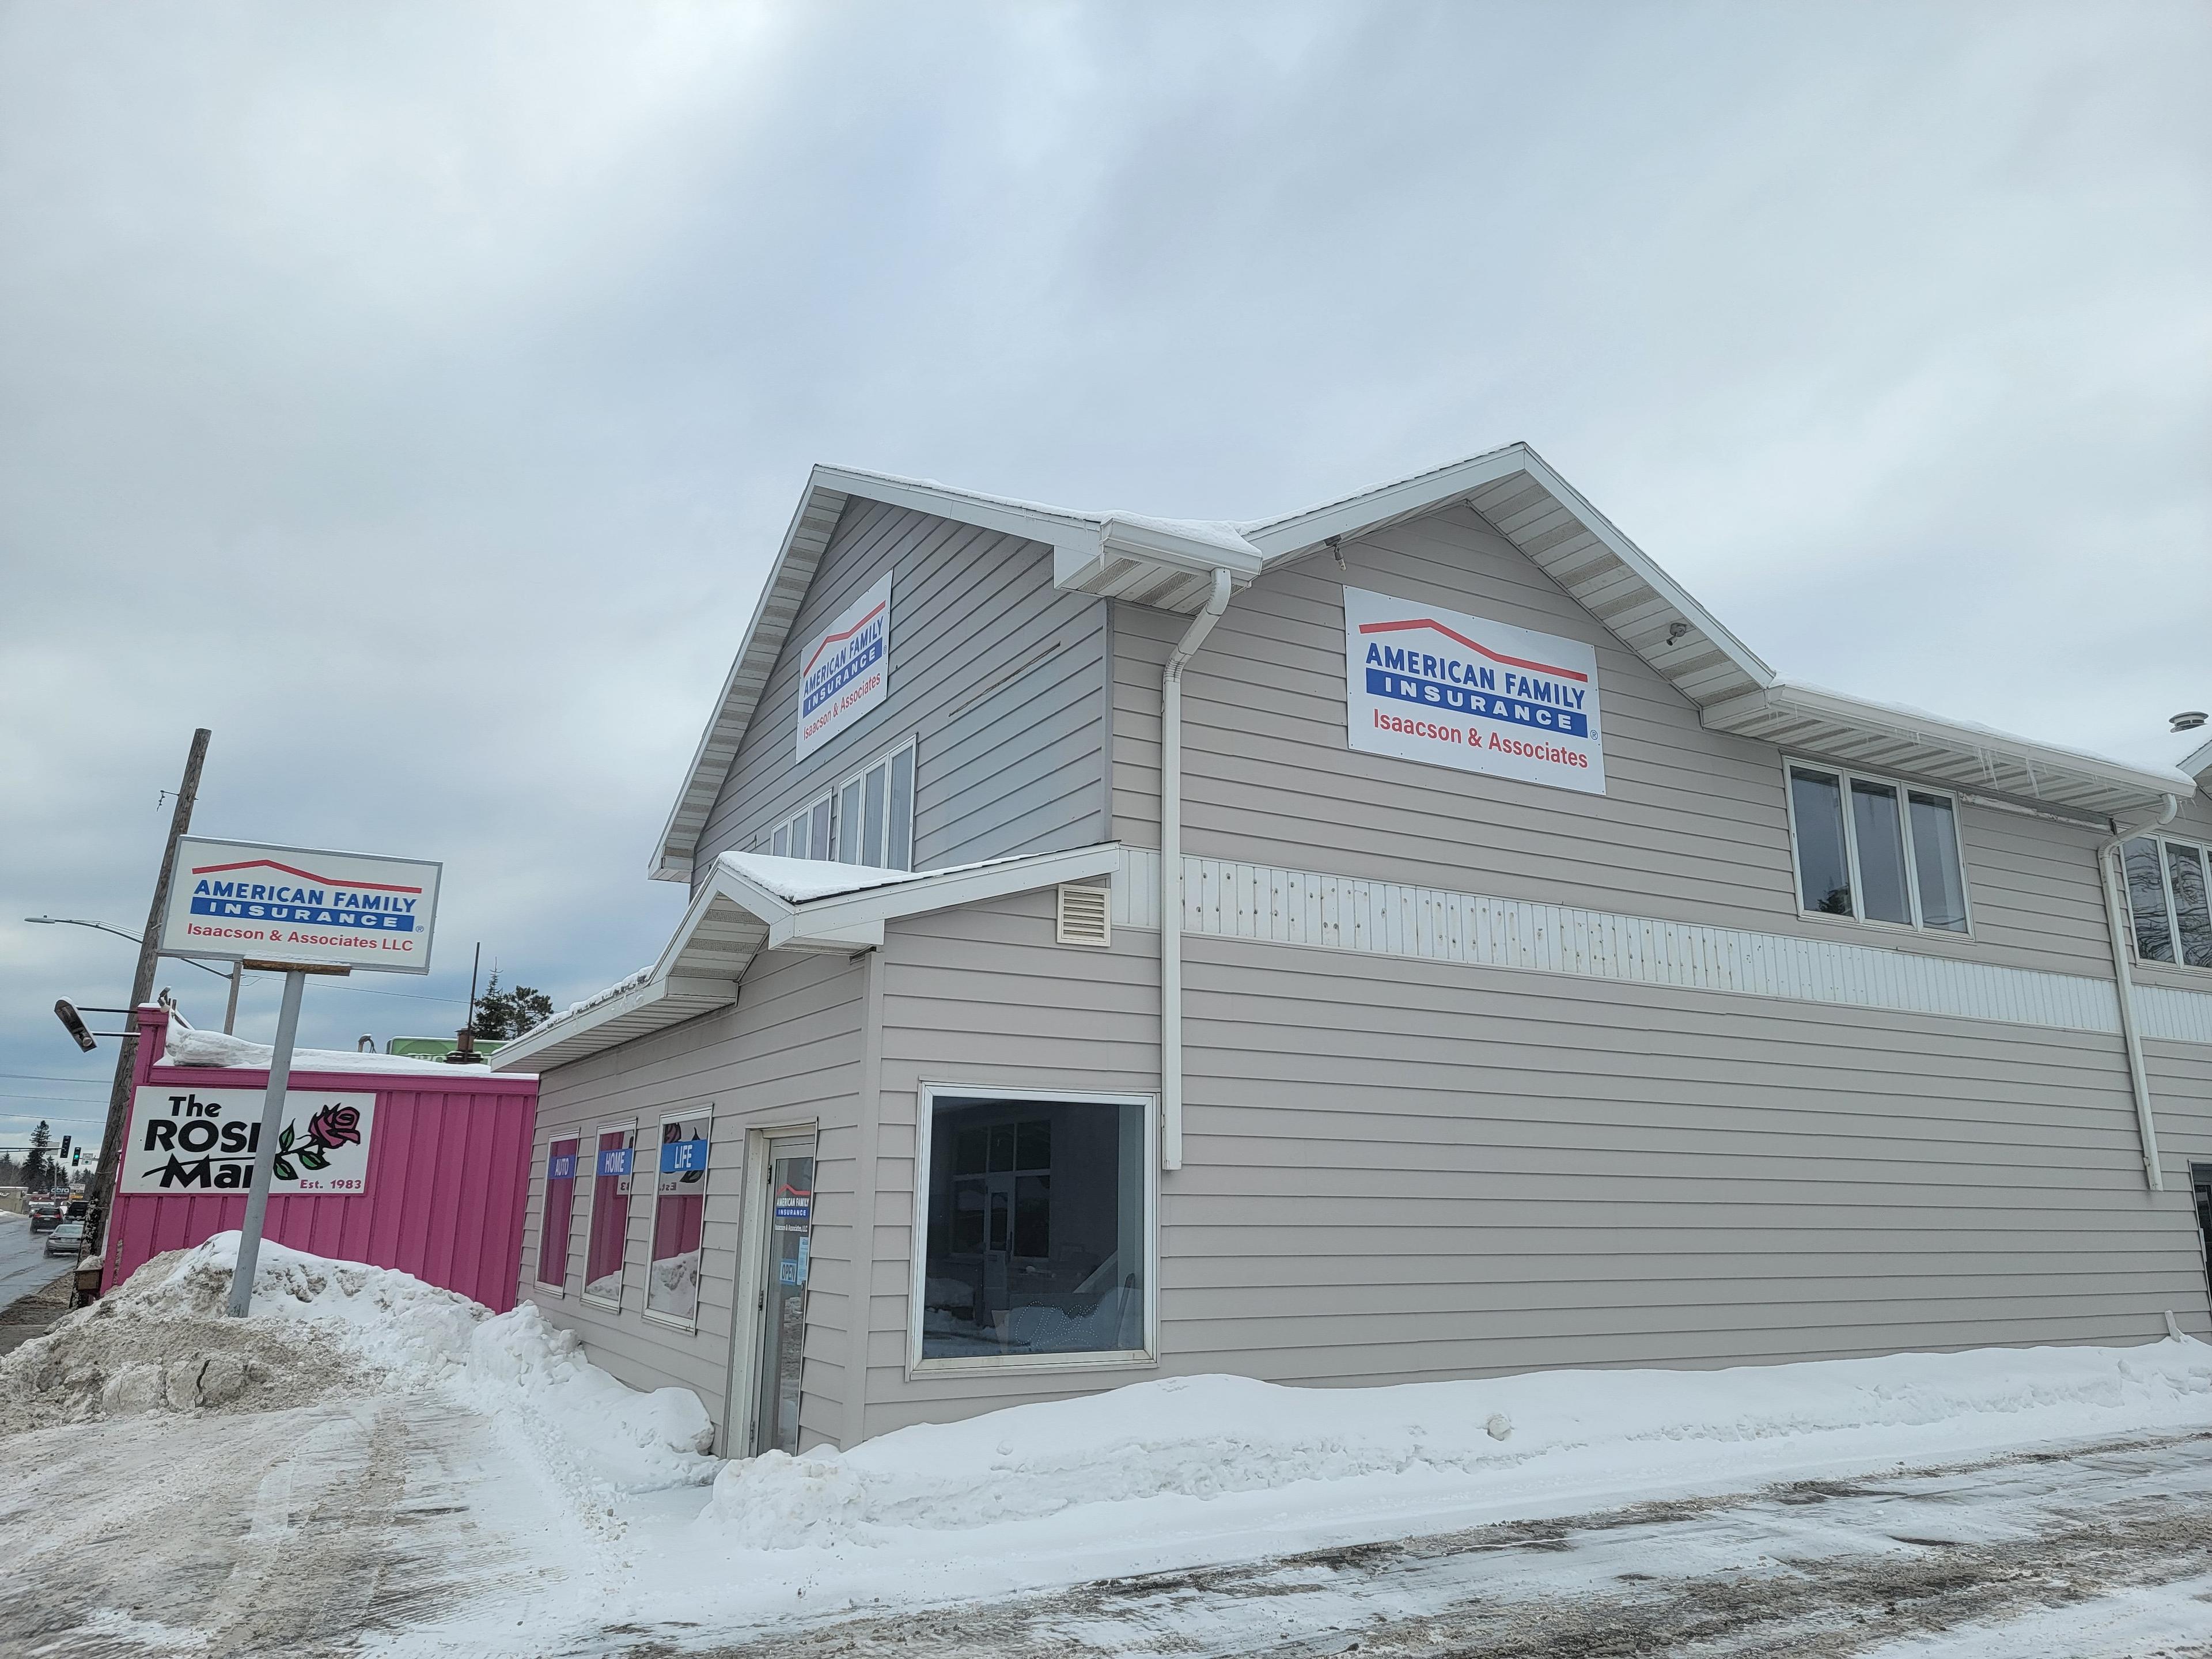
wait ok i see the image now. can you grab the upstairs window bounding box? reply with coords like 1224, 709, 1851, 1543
2123, 836, 2212, 969
764, 738, 915, 870
1786, 763, 1968, 933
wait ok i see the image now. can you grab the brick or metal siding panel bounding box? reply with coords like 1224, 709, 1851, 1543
110, 1068, 537, 1315
518, 952, 863, 1448
1112, 504, 2130, 983
696, 499, 1110, 880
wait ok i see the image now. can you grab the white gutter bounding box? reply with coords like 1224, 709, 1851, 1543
2095, 794, 2178, 1192
1160, 568, 1234, 1171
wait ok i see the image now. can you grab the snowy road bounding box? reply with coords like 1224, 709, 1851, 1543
0, 1213, 63, 1309
14, 1423, 2212, 1657
693, 1433, 2212, 1659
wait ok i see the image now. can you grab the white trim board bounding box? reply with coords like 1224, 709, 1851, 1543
1112, 850, 2212, 1046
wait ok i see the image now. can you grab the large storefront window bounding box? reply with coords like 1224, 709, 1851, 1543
536, 1137, 579, 1289
917, 1093, 1148, 1363
584, 1124, 635, 1306
646, 1112, 711, 1325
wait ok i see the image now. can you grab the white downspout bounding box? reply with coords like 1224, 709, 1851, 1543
1161, 568, 1234, 1171
2097, 794, 2177, 1192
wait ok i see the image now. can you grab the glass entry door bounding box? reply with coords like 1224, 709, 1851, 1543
752, 1135, 816, 1456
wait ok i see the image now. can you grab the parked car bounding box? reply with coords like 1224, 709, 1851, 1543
44, 1222, 84, 1257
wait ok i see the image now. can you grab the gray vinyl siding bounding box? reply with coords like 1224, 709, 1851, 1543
1111, 503, 2128, 984
518, 951, 864, 1450
862, 888, 1162, 1437
695, 497, 1111, 884
846, 889, 2208, 1441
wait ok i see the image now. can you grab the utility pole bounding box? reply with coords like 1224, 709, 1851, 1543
88, 728, 210, 1253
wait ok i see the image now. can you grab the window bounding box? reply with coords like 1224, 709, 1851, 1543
914, 1089, 1151, 1368
2123, 836, 2212, 969
1785, 763, 1968, 933
765, 738, 916, 871
646, 1111, 711, 1325
584, 1124, 635, 1306
536, 1137, 579, 1290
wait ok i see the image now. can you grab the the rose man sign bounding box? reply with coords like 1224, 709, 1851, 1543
121, 1088, 377, 1196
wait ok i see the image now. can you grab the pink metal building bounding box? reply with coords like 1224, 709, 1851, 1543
100, 1005, 539, 1311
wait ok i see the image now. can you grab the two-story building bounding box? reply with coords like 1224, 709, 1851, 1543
491, 442, 2212, 1460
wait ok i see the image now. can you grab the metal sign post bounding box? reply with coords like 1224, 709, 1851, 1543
150, 835, 443, 1319
227, 967, 306, 1317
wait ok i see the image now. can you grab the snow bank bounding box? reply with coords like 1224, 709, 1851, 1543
7, 1235, 715, 1492
703, 1342, 2212, 1552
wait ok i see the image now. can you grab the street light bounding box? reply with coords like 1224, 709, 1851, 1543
28, 914, 244, 1031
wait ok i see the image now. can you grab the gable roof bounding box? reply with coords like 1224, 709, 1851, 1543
494, 842, 1122, 1071
654, 444, 2190, 880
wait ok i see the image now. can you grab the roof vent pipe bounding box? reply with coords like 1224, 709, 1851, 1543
2173, 711, 2207, 733
1160, 568, 1234, 1172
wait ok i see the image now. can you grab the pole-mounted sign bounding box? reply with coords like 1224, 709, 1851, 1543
154, 836, 442, 1316
160, 837, 442, 976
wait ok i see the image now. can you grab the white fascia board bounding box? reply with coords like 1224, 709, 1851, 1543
1244, 443, 1532, 560
650, 469, 849, 882
2180, 733, 2212, 782
764, 842, 1123, 945
815, 466, 1104, 559
488, 972, 738, 1072
1508, 447, 1775, 695
1244, 442, 1774, 703
1701, 682, 2198, 803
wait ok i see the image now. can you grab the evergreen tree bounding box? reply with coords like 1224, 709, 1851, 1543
24, 1120, 53, 1191
471, 971, 555, 1040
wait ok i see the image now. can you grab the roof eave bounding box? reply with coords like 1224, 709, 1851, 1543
502, 843, 1124, 1073
1701, 684, 2196, 817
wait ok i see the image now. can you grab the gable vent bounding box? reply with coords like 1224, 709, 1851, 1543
1056, 884, 1111, 948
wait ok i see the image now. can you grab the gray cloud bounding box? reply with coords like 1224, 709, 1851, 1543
3, 1, 2206, 1139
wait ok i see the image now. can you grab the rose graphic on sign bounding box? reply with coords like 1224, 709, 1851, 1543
274, 1104, 365, 1183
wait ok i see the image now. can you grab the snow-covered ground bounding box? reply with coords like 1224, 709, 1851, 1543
5, 1236, 2210, 1657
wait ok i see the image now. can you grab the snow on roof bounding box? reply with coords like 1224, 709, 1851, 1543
825, 467, 1265, 558
162, 1027, 512, 1077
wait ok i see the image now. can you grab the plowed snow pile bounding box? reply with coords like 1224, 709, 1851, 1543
0, 1234, 718, 1491
702, 1337, 2212, 1554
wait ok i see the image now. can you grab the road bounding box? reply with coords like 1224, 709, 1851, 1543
0, 1213, 68, 1309
692, 1432, 2212, 1659
11, 1415, 2210, 1657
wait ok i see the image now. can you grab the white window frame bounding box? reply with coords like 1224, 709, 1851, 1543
641, 1104, 714, 1334
579, 1119, 637, 1312
2125, 834, 2212, 973
764, 737, 917, 870
1782, 757, 1973, 937
907, 1082, 1159, 1378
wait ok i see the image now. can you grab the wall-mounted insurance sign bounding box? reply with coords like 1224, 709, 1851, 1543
796, 571, 891, 760
1344, 586, 1605, 796
121, 1086, 376, 1195
160, 836, 443, 975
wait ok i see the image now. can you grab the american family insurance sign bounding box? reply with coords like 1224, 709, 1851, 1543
160, 837, 444, 974
1344, 586, 1605, 796
797, 572, 892, 760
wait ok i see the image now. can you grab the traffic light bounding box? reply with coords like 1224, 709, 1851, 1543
59, 1135, 70, 1160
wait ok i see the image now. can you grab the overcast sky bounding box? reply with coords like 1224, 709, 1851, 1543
3, 1, 2207, 1150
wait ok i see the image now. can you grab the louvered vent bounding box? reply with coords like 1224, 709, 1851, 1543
1055, 884, 1111, 947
